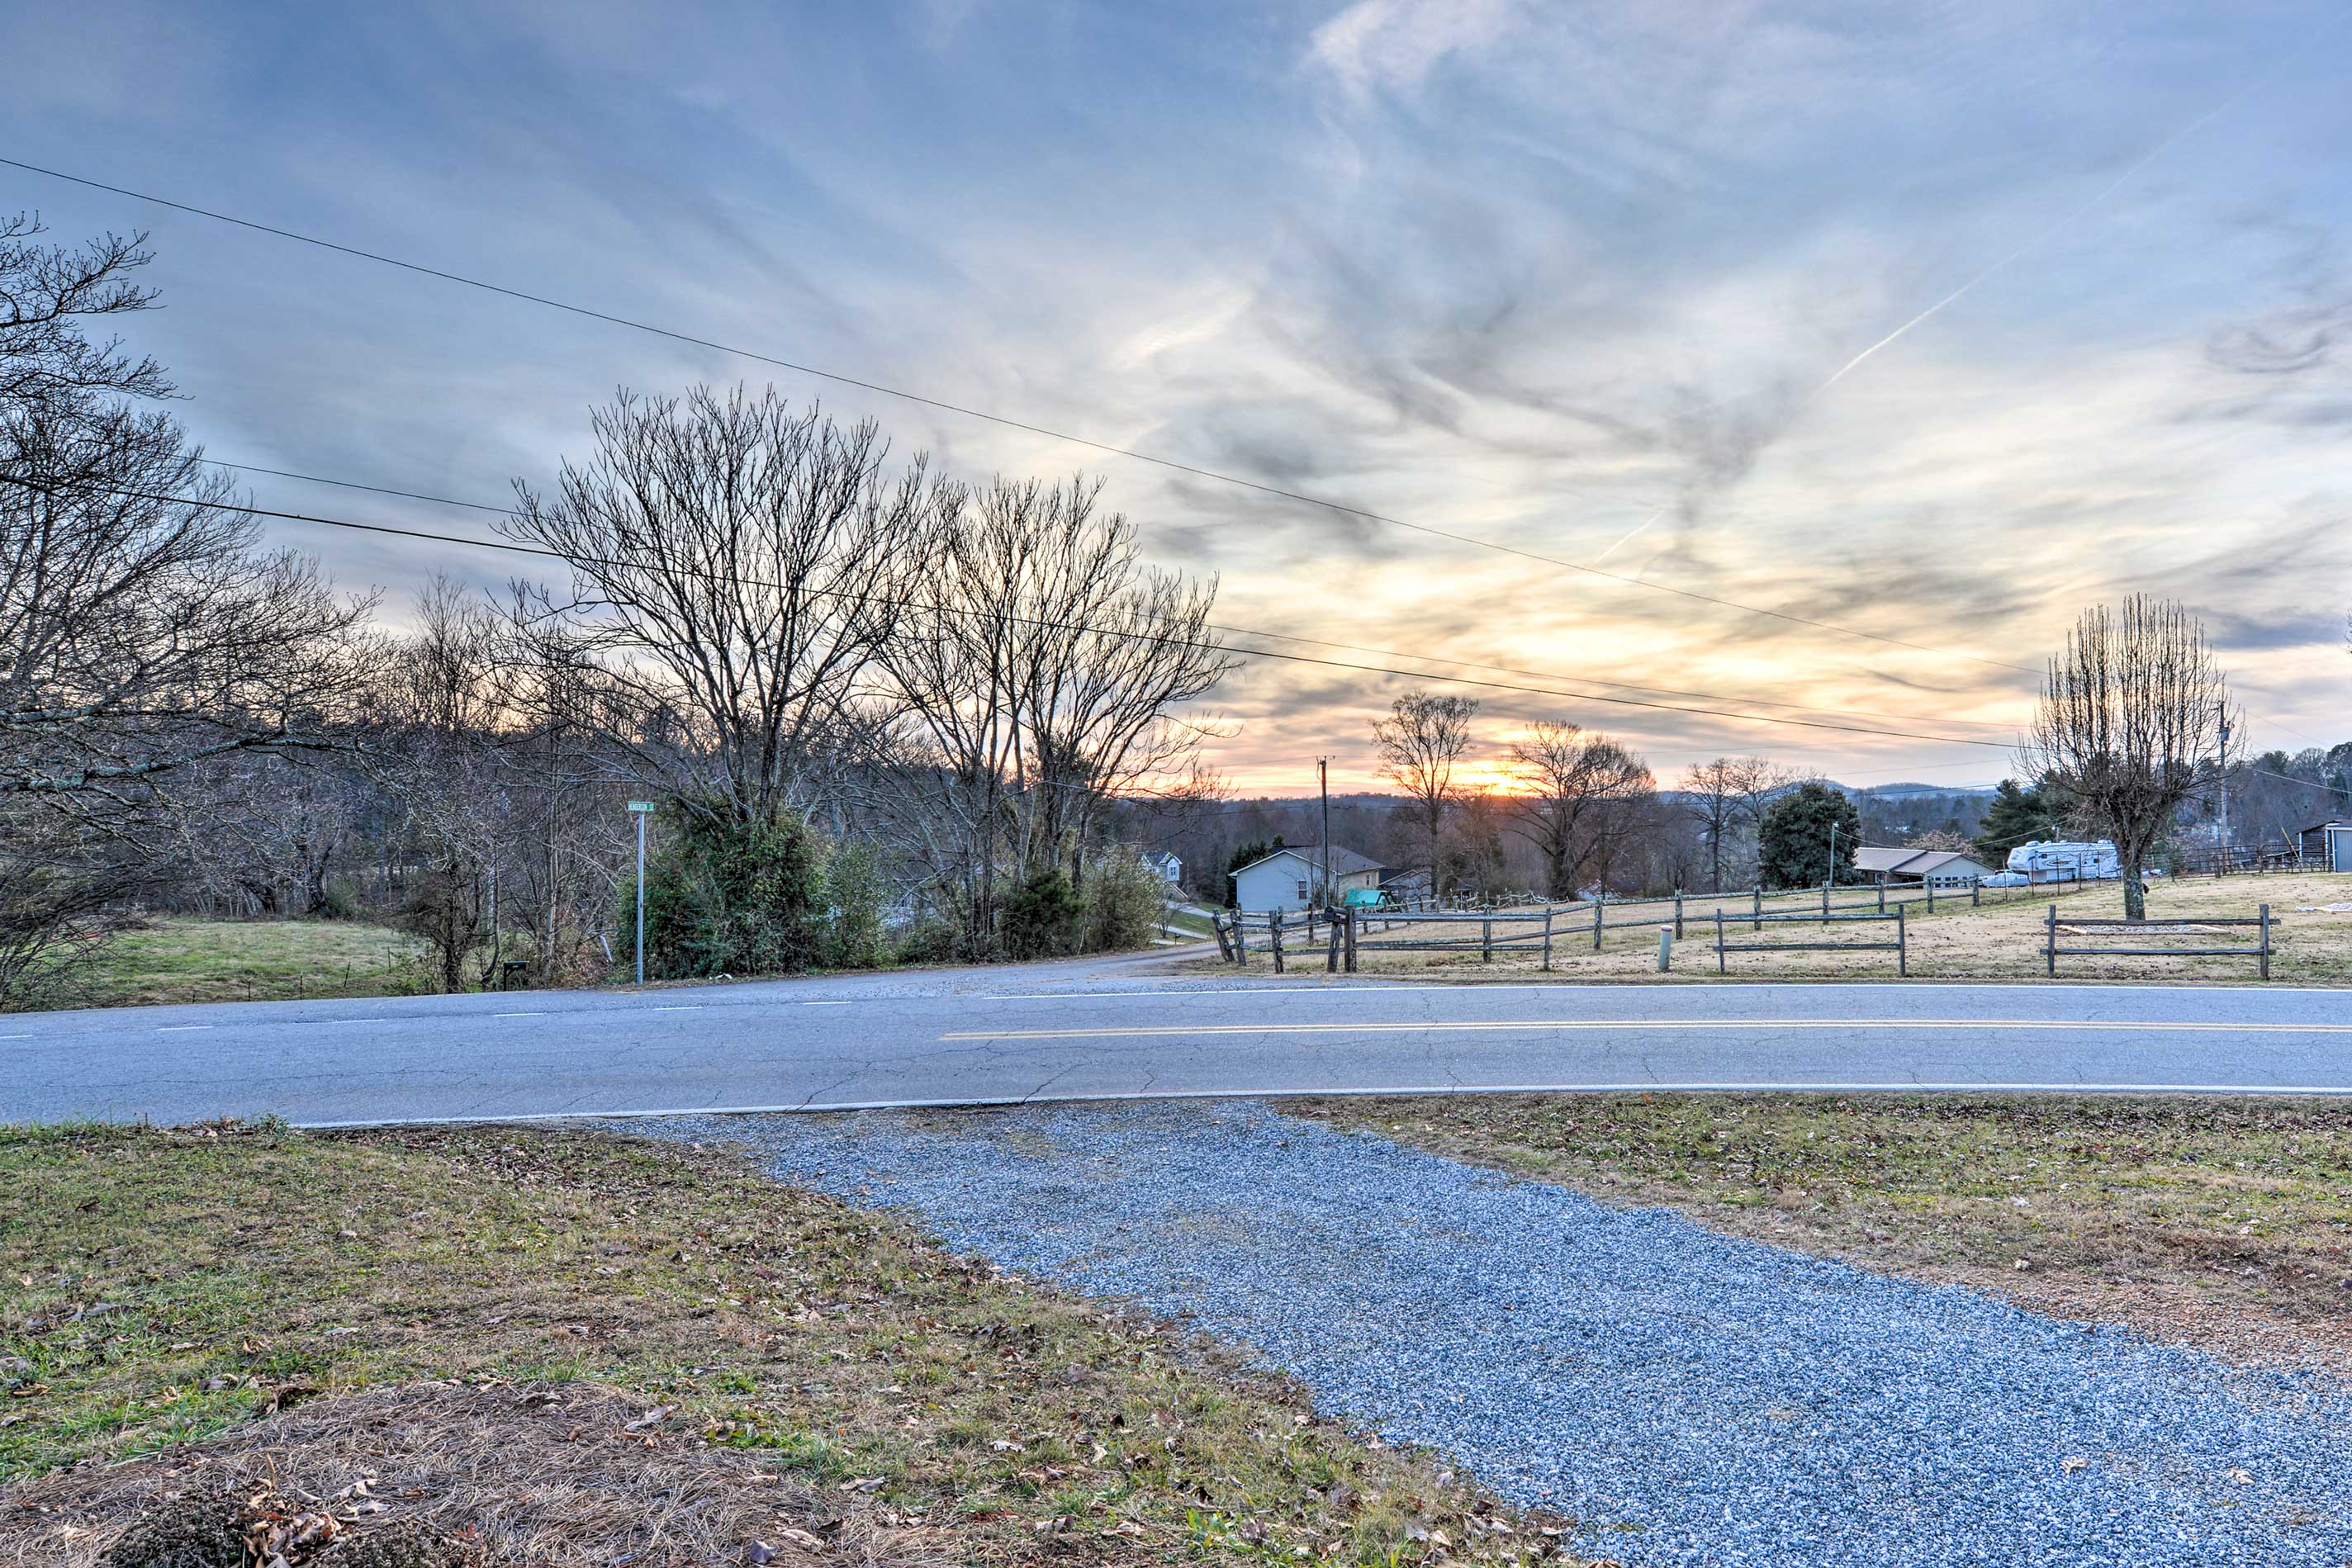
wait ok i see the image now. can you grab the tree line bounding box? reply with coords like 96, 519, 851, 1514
0, 221, 1229, 1003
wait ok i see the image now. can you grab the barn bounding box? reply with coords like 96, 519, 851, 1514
2300, 822, 2352, 873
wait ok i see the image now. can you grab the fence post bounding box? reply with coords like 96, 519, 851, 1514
1325, 909, 1341, 973
1344, 907, 1358, 973
1876, 883, 1885, 915
1541, 907, 1554, 972
1482, 913, 1493, 964
2045, 903, 2056, 978
1674, 890, 1685, 940
1822, 883, 1831, 923
1592, 899, 1605, 952
1896, 902, 1907, 978
1971, 878, 1980, 908
1752, 887, 1762, 933
1212, 912, 1232, 964
2260, 902, 2270, 981
1714, 908, 1726, 973
1926, 879, 1936, 914
1270, 909, 1285, 975
1234, 914, 1249, 964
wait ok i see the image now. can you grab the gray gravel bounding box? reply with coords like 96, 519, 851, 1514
628, 1100, 2352, 1566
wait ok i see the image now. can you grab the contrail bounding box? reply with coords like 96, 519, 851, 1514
1586, 499, 1672, 565
1822, 4, 2350, 394
1820, 104, 2231, 390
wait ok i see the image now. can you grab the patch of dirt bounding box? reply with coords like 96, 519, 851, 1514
3, 1383, 931, 1568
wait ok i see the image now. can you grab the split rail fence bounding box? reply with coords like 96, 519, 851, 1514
2042, 903, 2274, 980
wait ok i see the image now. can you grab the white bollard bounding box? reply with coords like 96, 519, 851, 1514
1657, 925, 1673, 972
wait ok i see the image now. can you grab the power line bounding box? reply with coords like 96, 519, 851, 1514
2, 471, 2017, 752
1, 156, 2037, 676
197, 454, 2022, 734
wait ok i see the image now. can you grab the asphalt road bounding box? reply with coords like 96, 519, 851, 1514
6, 949, 2351, 1127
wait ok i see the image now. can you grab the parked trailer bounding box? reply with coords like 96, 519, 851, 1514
2007, 840, 2118, 882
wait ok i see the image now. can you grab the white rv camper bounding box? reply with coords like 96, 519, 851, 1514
2004, 840, 2119, 883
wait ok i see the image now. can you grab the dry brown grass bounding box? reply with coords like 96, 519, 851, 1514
0, 1122, 1609, 1568
4, 1382, 925, 1567
1291, 1092, 2352, 1373
1208, 872, 2352, 984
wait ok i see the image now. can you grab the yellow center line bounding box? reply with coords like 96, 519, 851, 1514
938, 1018, 2352, 1042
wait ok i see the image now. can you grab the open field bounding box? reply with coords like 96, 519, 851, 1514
63, 918, 437, 1009
1292, 1092, 2352, 1371
0, 1121, 1587, 1566
1207, 871, 2352, 983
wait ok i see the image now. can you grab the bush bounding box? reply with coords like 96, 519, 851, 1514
1001, 867, 1083, 959
1083, 853, 1167, 952
821, 841, 887, 969
633, 805, 824, 979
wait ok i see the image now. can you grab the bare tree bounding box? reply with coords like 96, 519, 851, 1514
1679, 755, 1782, 892
2025, 595, 2231, 920
1373, 691, 1479, 898
1506, 722, 1654, 900
1, 215, 171, 420
2, 334, 376, 809
881, 475, 1233, 947
505, 386, 940, 828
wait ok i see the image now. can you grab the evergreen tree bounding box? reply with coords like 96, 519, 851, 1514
1757, 783, 1861, 889
1972, 777, 2069, 866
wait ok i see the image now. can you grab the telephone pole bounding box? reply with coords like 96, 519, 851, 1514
1318, 757, 1332, 906
2217, 699, 2231, 859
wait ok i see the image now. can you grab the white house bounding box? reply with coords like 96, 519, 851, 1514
1231, 845, 1384, 913
1852, 846, 1999, 887
1140, 850, 1182, 887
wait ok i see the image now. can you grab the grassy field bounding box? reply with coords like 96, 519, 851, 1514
0, 1122, 1595, 1566
67, 917, 436, 1009
1292, 1093, 2352, 1371
1209, 871, 2352, 983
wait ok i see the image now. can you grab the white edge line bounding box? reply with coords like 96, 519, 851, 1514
287, 1080, 2352, 1130
977, 980, 2352, 999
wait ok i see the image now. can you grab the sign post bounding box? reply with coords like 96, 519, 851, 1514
627, 802, 656, 984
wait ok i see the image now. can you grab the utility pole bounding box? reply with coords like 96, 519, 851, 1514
627, 800, 655, 983
1318, 757, 1332, 906
1827, 820, 1839, 893
2217, 699, 2231, 860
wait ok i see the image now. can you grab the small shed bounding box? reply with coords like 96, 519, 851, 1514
1231, 845, 1384, 913
2300, 822, 2352, 872
1852, 846, 1998, 888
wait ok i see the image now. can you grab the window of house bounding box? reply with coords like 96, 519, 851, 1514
1296, 879, 1310, 899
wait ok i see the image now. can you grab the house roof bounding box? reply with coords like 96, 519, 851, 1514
1853, 846, 1994, 878
1234, 844, 1384, 878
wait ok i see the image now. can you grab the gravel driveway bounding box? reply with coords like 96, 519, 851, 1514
631, 1101, 2352, 1567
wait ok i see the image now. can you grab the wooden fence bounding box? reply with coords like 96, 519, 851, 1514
2043, 903, 2273, 979
1712, 906, 1907, 976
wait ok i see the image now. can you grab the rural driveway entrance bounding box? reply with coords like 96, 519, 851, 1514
638, 1099, 2352, 1568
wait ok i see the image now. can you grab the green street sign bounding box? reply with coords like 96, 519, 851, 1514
626, 801, 657, 813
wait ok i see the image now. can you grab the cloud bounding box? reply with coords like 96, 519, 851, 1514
1306, 0, 1526, 100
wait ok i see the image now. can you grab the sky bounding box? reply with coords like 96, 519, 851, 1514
7, 0, 2350, 796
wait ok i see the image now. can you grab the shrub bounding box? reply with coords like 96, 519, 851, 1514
821, 840, 887, 969
633, 805, 824, 979
1001, 867, 1083, 959
1083, 852, 1166, 952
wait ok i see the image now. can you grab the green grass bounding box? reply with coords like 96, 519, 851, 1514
1293, 1093, 2352, 1367
0, 1123, 1599, 1567
69, 918, 435, 1008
